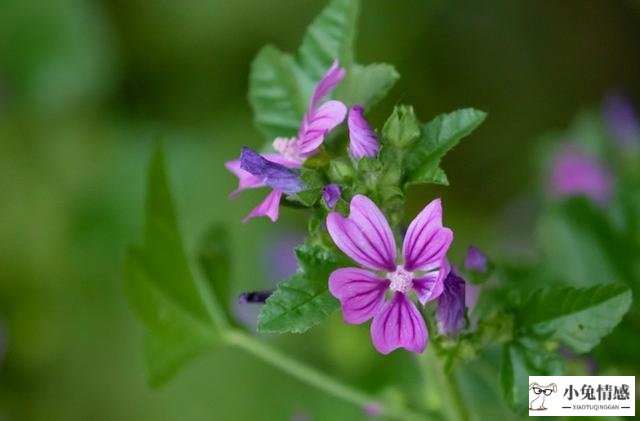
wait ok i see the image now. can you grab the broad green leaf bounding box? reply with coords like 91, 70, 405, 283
500, 338, 563, 414
518, 284, 632, 353
405, 108, 486, 186
382, 105, 421, 148
197, 225, 233, 322
124, 146, 222, 387
537, 197, 634, 288
297, 0, 358, 81
257, 245, 349, 333
337, 63, 399, 109
248, 45, 306, 141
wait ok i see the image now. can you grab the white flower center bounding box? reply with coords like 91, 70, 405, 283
273, 137, 301, 161
387, 265, 414, 294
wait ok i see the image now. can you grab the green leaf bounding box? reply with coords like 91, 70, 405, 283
197, 225, 233, 322
257, 245, 350, 333
337, 63, 399, 109
382, 105, 421, 148
124, 146, 222, 387
297, 0, 358, 82
405, 108, 486, 186
248, 45, 306, 141
249, 0, 398, 144
517, 284, 632, 353
537, 197, 634, 288
288, 169, 326, 207
500, 338, 563, 414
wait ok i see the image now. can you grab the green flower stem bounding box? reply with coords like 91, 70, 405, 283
419, 348, 468, 421
225, 329, 427, 420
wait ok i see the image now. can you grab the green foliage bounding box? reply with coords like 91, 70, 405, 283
248, 46, 305, 141
288, 169, 326, 207
257, 245, 350, 333
124, 146, 227, 386
297, 0, 357, 81
248, 0, 399, 143
337, 63, 399, 108
537, 197, 634, 288
197, 225, 233, 322
517, 284, 632, 353
405, 108, 487, 186
500, 338, 563, 414
382, 105, 421, 148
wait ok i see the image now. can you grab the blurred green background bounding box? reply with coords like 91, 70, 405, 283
1, 0, 639, 419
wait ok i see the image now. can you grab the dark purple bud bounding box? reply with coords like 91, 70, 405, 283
238, 290, 273, 304
322, 184, 341, 209
464, 246, 488, 273
603, 93, 640, 147
240, 147, 304, 194
436, 271, 466, 335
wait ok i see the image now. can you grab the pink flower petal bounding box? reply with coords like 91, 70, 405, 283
412, 261, 448, 305
402, 198, 453, 272
262, 153, 302, 169
348, 105, 379, 159
370, 292, 428, 354
309, 60, 346, 111
329, 268, 389, 324
242, 190, 283, 223
327, 195, 397, 271
225, 159, 264, 197
297, 100, 347, 156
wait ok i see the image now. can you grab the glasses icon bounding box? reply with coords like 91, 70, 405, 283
533, 387, 553, 396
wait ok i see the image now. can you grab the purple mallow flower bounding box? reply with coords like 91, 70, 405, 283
322, 184, 341, 209
327, 195, 453, 354
603, 93, 640, 147
549, 146, 613, 205
235, 147, 304, 223
465, 245, 488, 273
348, 105, 380, 159
240, 147, 303, 195
273, 61, 347, 162
226, 60, 347, 222
436, 268, 466, 335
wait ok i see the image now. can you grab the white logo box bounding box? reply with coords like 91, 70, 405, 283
528, 376, 635, 417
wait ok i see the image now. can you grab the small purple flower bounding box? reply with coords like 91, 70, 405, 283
227, 60, 347, 222
549, 146, 613, 205
240, 147, 304, 194
327, 195, 453, 354
465, 245, 488, 273
603, 93, 640, 147
322, 184, 341, 209
436, 269, 466, 335
348, 105, 380, 159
